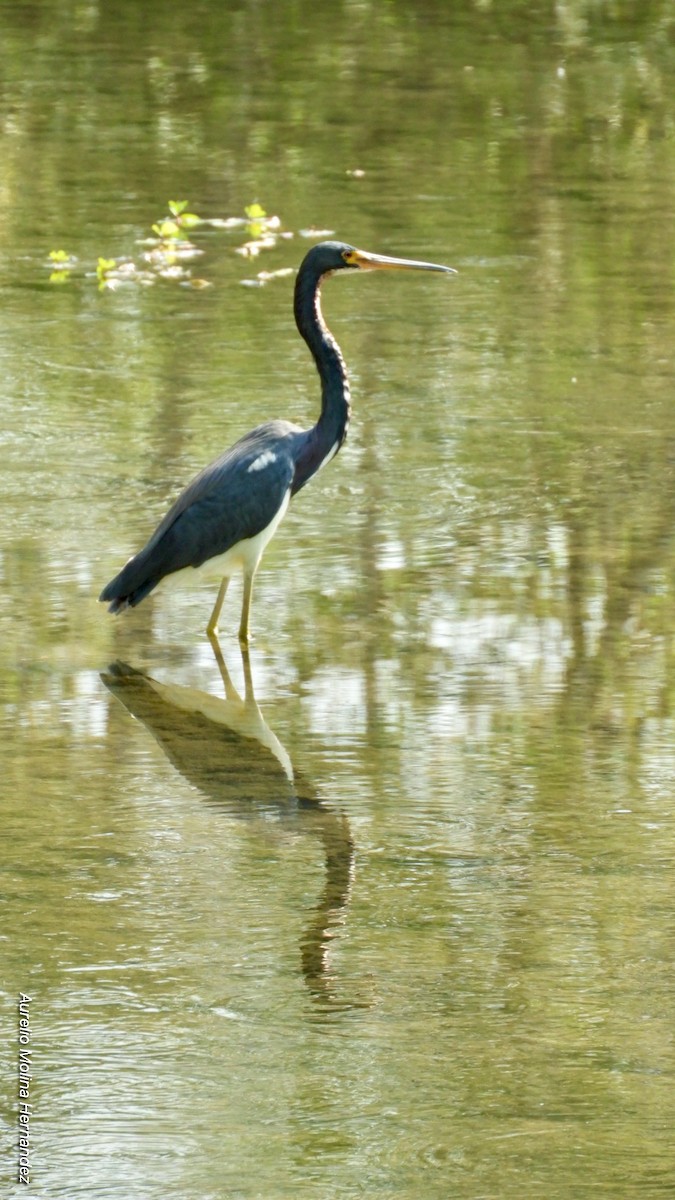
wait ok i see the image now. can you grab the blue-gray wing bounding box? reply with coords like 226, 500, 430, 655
100, 421, 301, 610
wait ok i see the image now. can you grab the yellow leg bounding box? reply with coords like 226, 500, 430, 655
207, 629, 240, 701
238, 568, 256, 645
206, 576, 229, 636
240, 643, 254, 701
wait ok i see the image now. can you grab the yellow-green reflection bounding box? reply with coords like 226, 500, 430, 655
2, 1, 675, 1197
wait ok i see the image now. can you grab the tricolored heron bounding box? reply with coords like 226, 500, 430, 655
100, 241, 455, 641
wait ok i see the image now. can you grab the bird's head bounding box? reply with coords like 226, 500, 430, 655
301, 240, 456, 278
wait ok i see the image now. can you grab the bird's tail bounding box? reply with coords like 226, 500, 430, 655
99, 558, 159, 614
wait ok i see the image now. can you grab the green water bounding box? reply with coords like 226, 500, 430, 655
2, 2, 675, 1196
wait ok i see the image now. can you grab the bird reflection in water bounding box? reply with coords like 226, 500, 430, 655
101, 638, 354, 1007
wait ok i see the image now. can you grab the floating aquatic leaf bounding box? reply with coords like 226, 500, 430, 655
152, 218, 181, 240
96, 257, 117, 279
201, 217, 247, 229
257, 267, 295, 282
109, 262, 139, 278
40, 197, 337, 294
156, 264, 190, 280
241, 266, 296, 288
46, 249, 78, 278
235, 235, 278, 259
243, 203, 282, 240
244, 202, 266, 221
47, 249, 76, 281
143, 244, 203, 268
169, 244, 203, 260
299, 227, 336, 239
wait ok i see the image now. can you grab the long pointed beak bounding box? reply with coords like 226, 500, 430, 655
345, 248, 456, 274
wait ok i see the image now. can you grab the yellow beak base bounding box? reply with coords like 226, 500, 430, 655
343, 248, 456, 274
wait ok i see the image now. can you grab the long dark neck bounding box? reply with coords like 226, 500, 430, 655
291, 264, 351, 493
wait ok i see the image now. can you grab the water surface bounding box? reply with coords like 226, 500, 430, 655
2, 2, 675, 1197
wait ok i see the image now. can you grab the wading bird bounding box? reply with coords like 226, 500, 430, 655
100, 241, 454, 641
